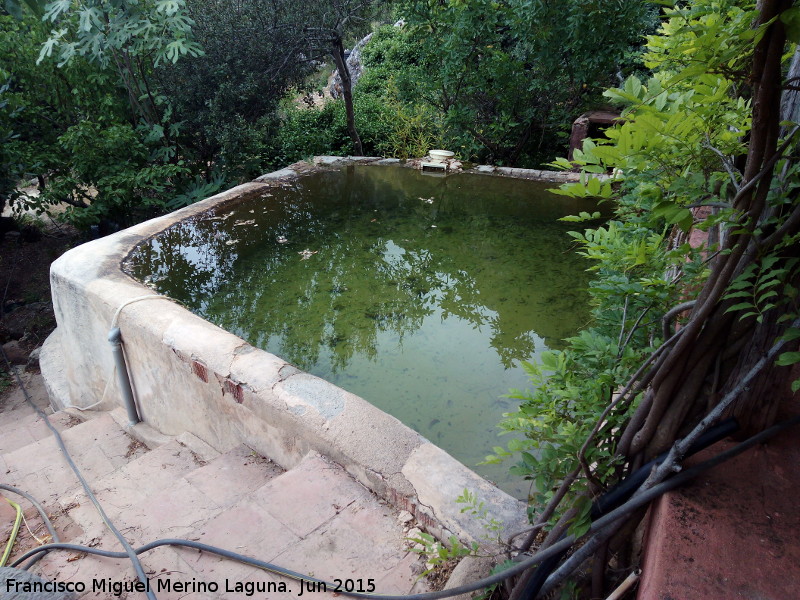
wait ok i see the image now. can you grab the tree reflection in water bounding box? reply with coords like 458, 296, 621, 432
127, 165, 600, 497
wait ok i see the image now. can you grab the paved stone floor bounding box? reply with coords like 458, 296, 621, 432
1, 372, 428, 599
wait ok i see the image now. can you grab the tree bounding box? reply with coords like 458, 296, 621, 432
0, 1, 205, 227
152, 0, 318, 178
492, 0, 800, 596
398, 0, 656, 166
37, 0, 202, 127
287, 0, 386, 156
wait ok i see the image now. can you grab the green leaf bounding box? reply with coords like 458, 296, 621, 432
781, 7, 800, 44
780, 328, 800, 342
4, 0, 24, 20
42, 0, 69, 22
776, 351, 800, 367
586, 177, 602, 196
725, 302, 756, 314
723, 290, 752, 300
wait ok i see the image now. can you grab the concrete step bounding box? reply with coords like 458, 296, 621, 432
35, 451, 425, 598
2, 379, 427, 598
0, 373, 69, 457
0, 372, 51, 418
181, 452, 424, 595
2, 412, 148, 508
58, 434, 223, 535
0, 409, 81, 455
34, 440, 289, 594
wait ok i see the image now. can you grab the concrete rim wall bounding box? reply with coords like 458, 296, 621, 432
42, 157, 582, 546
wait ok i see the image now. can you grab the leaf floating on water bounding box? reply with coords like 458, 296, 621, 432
234, 219, 256, 226
298, 249, 318, 260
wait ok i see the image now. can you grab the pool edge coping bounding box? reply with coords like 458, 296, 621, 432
42, 157, 583, 548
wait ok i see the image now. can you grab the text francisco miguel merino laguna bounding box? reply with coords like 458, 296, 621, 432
5, 575, 379, 597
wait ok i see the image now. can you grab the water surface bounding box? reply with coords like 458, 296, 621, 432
127, 165, 598, 498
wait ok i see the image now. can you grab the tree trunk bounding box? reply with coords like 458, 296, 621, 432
331, 37, 363, 156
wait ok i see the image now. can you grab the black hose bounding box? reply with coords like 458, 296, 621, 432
0, 347, 157, 600
592, 417, 738, 518
519, 417, 740, 600
9, 415, 797, 600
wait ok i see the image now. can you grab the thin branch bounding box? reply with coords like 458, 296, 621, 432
759, 198, 800, 250
661, 300, 696, 341
686, 201, 732, 209
518, 466, 581, 553
582, 326, 687, 463
617, 296, 629, 350
702, 135, 741, 192
505, 523, 547, 547
644, 316, 799, 489
620, 305, 651, 359
732, 124, 800, 210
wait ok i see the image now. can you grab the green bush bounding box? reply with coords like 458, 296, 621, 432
30, 120, 191, 229
271, 93, 397, 165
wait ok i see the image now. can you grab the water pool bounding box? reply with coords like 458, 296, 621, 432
126, 164, 597, 497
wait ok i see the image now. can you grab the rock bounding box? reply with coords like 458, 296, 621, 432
406, 527, 426, 552
2, 340, 27, 365
443, 555, 497, 600
2, 302, 54, 339
327, 33, 374, 98
397, 510, 414, 525
28, 346, 42, 362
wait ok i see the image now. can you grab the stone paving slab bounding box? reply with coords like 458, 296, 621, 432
251, 453, 374, 539
3, 413, 144, 507
59, 438, 213, 534
0, 373, 50, 416
0, 410, 80, 455
184, 444, 284, 506
2, 375, 429, 599
180, 495, 303, 585
34, 540, 140, 599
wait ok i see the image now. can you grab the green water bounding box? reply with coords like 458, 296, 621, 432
127, 165, 598, 498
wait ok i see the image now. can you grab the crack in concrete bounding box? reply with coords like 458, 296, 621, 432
229, 342, 250, 374
270, 365, 300, 396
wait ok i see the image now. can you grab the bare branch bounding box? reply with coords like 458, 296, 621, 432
617, 296, 629, 350
702, 135, 741, 192
686, 201, 732, 209
732, 124, 800, 210
620, 305, 651, 359
661, 300, 696, 341
643, 316, 800, 490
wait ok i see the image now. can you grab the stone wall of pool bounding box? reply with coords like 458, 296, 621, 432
40, 157, 585, 547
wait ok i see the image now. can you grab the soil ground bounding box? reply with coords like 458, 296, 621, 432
0, 206, 81, 396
